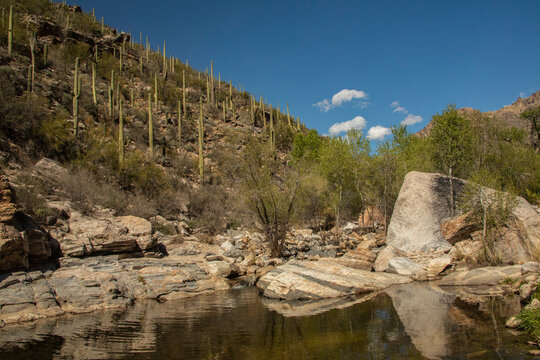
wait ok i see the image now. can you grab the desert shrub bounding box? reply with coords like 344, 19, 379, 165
121, 191, 157, 219
60, 42, 91, 70
13, 172, 55, 222
188, 184, 231, 235
96, 53, 120, 80
60, 167, 127, 214
35, 110, 78, 160
518, 308, 540, 339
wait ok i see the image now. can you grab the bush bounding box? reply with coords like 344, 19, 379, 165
13, 172, 54, 222
518, 308, 540, 339
60, 167, 127, 214
188, 184, 232, 235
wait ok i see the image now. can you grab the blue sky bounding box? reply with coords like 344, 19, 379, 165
74, 0, 540, 141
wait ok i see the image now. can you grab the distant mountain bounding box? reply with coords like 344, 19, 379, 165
417, 90, 540, 147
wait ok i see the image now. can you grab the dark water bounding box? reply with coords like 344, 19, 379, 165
0, 282, 532, 359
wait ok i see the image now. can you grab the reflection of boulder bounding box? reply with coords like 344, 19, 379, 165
262, 292, 379, 317
385, 282, 456, 359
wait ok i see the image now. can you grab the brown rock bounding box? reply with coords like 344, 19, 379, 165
345, 248, 377, 263
441, 212, 479, 245
0, 178, 16, 222
0, 223, 28, 271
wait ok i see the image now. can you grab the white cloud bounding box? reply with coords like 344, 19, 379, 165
391, 100, 408, 113
314, 89, 368, 112
331, 89, 367, 106
328, 116, 367, 136
401, 114, 423, 126
315, 99, 331, 112
367, 125, 391, 140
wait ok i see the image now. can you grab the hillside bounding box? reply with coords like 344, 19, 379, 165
417, 90, 540, 148
0, 0, 305, 233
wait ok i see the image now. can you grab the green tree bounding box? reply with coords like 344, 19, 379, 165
460, 169, 518, 264
319, 136, 355, 234
430, 105, 474, 215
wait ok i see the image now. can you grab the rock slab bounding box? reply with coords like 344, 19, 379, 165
257, 259, 412, 300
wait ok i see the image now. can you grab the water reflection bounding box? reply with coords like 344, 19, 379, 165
0, 284, 529, 360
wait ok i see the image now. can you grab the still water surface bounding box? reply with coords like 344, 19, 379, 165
0, 282, 531, 359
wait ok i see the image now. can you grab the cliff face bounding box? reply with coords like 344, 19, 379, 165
417, 91, 540, 147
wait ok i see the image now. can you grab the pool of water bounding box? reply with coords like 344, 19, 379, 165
0, 282, 532, 359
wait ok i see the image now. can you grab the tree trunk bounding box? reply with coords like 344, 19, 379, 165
449, 167, 455, 217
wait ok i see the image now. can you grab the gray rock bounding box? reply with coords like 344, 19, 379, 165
387, 257, 427, 280
373, 246, 406, 272
387, 172, 458, 253
257, 259, 412, 300
439, 265, 522, 286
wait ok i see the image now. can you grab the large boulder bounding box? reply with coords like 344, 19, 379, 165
388, 171, 540, 264
387, 171, 460, 253
54, 212, 156, 257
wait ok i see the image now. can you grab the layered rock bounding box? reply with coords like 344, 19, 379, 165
439, 264, 531, 286
0, 241, 241, 325
257, 259, 412, 300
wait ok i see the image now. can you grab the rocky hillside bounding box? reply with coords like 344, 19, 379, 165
417, 90, 540, 148
0, 0, 306, 233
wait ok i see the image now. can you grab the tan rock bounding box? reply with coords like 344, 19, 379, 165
116, 215, 155, 250
439, 265, 522, 286
441, 212, 478, 245
387, 257, 427, 280
373, 246, 406, 272
257, 259, 412, 300
427, 255, 452, 277
345, 248, 377, 263
0, 178, 16, 222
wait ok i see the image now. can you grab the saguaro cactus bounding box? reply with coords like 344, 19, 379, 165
287, 103, 291, 128
148, 92, 154, 155
198, 98, 204, 182
92, 62, 97, 104
261, 97, 266, 128
269, 105, 275, 149
73, 58, 81, 137
250, 95, 255, 125
178, 99, 182, 141
7, 6, 12, 57
210, 60, 214, 104
119, 47, 123, 75
162, 40, 166, 77
28, 32, 36, 92
154, 73, 158, 105
118, 98, 124, 169
206, 77, 210, 103
182, 70, 186, 117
